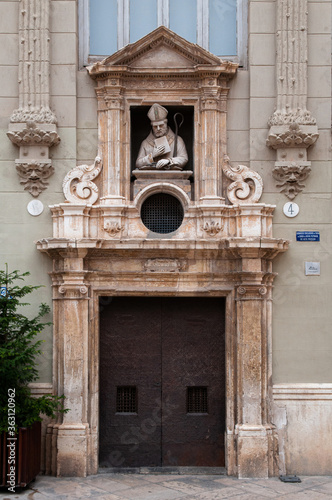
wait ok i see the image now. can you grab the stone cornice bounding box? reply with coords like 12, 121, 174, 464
37, 236, 289, 262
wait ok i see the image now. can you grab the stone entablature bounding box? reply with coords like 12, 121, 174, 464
48, 203, 276, 242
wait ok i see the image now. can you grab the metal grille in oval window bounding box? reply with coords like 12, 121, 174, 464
140, 193, 184, 234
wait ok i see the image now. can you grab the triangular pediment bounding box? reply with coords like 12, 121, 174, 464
88, 26, 237, 78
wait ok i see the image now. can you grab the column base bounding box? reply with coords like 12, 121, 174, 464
56, 423, 90, 477
236, 424, 279, 478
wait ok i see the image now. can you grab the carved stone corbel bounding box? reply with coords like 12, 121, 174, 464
267, 0, 319, 200
222, 155, 263, 204
63, 157, 102, 204
7, 1, 59, 197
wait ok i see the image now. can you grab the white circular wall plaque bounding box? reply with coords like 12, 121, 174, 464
283, 202, 299, 218
27, 199, 44, 216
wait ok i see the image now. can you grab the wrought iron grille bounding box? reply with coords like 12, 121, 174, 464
116, 386, 137, 413
140, 193, 184, 234
187, 387, 208, 413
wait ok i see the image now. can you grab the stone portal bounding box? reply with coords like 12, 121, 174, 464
37, 27, 288, 478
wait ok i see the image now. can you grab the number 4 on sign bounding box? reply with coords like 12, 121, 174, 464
283, 202, 299, 218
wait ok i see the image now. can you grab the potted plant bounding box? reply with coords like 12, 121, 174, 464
0, 266, 67, 491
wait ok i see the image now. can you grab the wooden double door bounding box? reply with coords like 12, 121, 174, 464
99, 296, 226, 468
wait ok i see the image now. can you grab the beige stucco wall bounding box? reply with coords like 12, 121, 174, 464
247, 0, 332, 384
1, 0, 332, 474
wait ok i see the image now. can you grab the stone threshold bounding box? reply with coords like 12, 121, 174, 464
98, 466, 226, 475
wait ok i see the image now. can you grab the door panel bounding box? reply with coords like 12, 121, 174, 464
99, 297, 225, 468
99, 297, 162, 467
161, 298, 225, 466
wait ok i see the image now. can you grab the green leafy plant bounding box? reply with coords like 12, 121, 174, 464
0, 265, 68, 432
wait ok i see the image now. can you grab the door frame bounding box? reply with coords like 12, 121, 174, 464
91, 289, 235, 474
45, 248, 279, 478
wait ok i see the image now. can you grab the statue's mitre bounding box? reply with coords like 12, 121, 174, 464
147, 103, 168, 123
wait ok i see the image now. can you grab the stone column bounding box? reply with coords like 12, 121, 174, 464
235, 271, 278, 478
199, 77, 225, 204
95, 83, 125, 235
7, 0, 59, 197
53, 249, 91, 477
96, 83, 126, 205
267, 0, 318, 200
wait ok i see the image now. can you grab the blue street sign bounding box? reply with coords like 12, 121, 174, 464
296, 231, 320, 242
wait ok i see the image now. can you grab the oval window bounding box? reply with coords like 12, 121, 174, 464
140, 193, 184, 234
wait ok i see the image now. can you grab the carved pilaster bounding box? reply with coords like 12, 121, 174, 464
7, 1, 59, 197
267, 0, 318, 199
235, 281, 278, 477
51, 251, 90, 476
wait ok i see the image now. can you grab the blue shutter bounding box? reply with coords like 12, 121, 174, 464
89, 0, 118, 56
129, 0, 158, 43
169, 0, 197, 44
209, 0, 237, 56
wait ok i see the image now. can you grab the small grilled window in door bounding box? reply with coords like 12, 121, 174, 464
116, 386, 137, 413
187, 386, 208, 413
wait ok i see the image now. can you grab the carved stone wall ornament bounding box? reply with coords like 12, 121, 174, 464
266, 123, 319, 149
104, 221, 123, 236
267, 0, 318, 199
144, 258, 186, 273
202, 221, 223, 236
222, 155, 263, 204
12, 0, 55, 123
7, 0, 59, 196
272, 162, 311, 200
16, 161, 54, 197
63, 157, 103, 205
58, 284, 89, 298
7, 121, 60, 147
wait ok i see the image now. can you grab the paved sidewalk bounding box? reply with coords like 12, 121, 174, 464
1, 473, 332, 500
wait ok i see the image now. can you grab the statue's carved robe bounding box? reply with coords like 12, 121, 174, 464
136, 127, 188, 170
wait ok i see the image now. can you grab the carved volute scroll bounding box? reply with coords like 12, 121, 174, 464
222, 155, 263, 204
267, 0, 319, 199
7, 0, 59, 197
63, 157, 103, 204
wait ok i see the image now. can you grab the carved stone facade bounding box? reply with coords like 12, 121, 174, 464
266, 0, 319, 199
7, 0, 59, 197
35, 27, 289, 478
